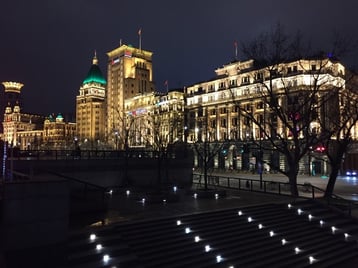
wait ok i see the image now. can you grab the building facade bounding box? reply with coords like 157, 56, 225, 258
106, 44, 155, 149
76, 52, 106, 149
42, 114, 76, 150
185, 58, 347, 173
124, 89, 185, 148
2, 103, 44, 148
0, 82, 24, 133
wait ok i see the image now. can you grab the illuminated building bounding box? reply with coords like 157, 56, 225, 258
124, 89, 185, 147
106, 44, 155, 148
151, 89, 185, 145
0, 82, 24, 133
76, 52, 106, 149
17, 130, 44, 150
124, 92, 156, 148
2, 102, 44, 148
42, 114, 76, 149
185, 58, 346, 172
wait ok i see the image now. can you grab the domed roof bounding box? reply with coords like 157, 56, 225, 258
56, 113, 64, 120
83, 52, 106, 85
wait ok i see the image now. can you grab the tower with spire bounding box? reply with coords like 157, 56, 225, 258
106, 43, 155, 149
76, 51, 106, 149
0, 82, 24, 133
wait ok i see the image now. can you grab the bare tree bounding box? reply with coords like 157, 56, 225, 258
147, 111, 171, 189
319, 71, 358, 197
238, 25, 346, 196
112, 107, 136, 186
194, 108, 229, 190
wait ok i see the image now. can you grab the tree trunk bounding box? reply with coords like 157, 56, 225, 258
157, 151, 163, 190
288, 165, 299, 197
204, 156, 208, 190
324, 165, 339, 198
288, 175, 299, 196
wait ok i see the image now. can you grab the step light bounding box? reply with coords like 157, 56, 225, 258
176, 220, 182, 226
205, 245, 211, 252
194, 236, 200, 242
331, 226, 336, 234
103, 254, 110, 263
185, 227, 191, 234
89, 234, 96, 241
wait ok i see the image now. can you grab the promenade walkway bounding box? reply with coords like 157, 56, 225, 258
66, 186, 358, 268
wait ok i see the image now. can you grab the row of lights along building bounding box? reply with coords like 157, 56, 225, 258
1, 43, 357, 174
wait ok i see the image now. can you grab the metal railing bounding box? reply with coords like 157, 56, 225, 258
193, 173, 321, 198
44, 170, 109, 201
7, 149, 179, 161
193, 173, 358, 217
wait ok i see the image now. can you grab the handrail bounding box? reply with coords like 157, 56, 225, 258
193, 173, 314, 196
193, 173, 358, 216
44, 170, 108, 200
7, 149, 179, 161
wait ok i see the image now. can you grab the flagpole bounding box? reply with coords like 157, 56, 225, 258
138, 28, 142, 50
234, 41, 238, 60
164, 80, 168, 93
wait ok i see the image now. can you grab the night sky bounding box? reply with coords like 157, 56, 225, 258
1, 0, 358, 117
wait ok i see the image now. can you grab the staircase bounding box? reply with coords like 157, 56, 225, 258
66, 200, 358, 267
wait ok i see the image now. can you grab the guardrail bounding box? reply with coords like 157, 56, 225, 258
193, 173, 358, 216
6, 149, 178, 161
193, 173, 322, 198
45, 170, 109, 201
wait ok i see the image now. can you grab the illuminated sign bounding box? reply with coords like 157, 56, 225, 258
128, 108, 147, 116
112, 57, 120, 65
124, 50, 132, 57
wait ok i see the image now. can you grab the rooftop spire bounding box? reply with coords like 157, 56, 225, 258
92, 50, 98, 65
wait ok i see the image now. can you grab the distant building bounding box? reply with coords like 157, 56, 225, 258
76, 52, 106, 149
106, 44, 155, 148
42, 114, 76, 150
124, 89, 185, 148
2, 102, 44, 148
0, 82, 24, 133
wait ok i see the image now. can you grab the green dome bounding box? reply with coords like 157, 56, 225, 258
83, 53, 106, 85
56, 113, 64, 120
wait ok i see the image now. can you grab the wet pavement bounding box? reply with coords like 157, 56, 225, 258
71, 186, 302, 231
